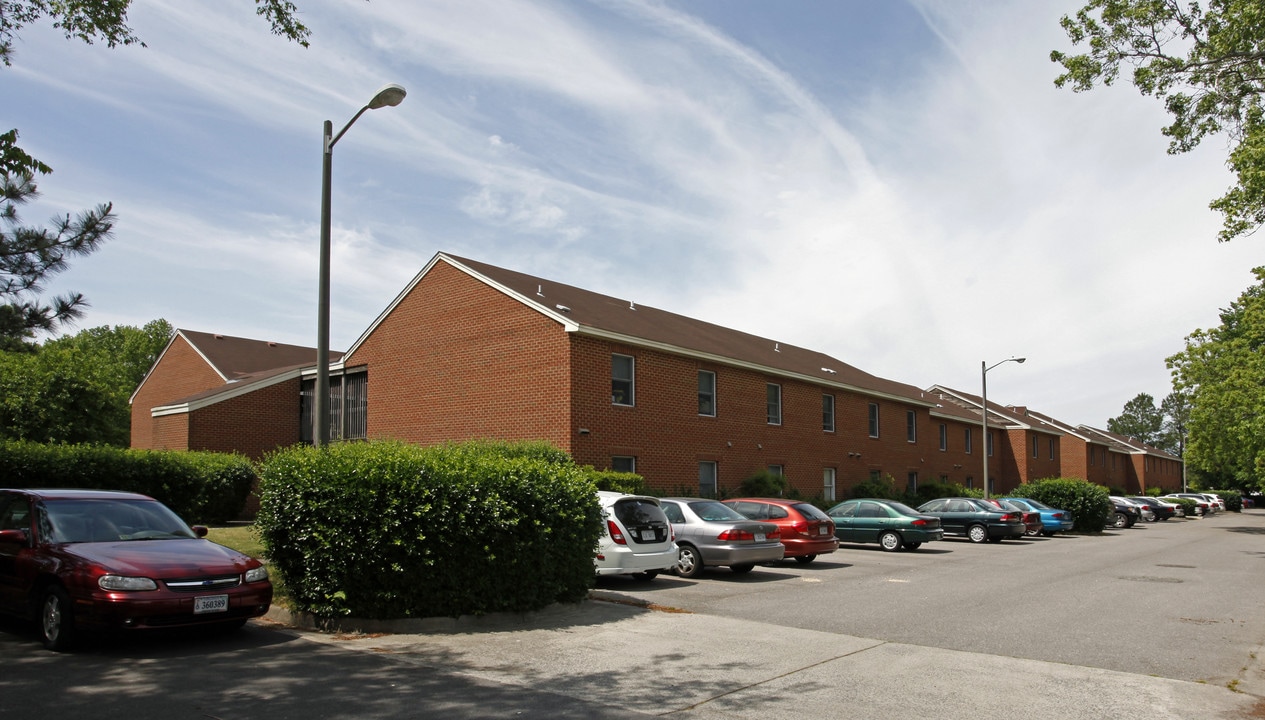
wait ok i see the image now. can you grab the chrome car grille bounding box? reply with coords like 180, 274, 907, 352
165, 575, 241, 592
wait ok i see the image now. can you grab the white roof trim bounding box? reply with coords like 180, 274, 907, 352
343, 253, 579, 363
150, 367, 303, 417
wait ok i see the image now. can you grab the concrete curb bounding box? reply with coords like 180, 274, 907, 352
262, 590, 642, 635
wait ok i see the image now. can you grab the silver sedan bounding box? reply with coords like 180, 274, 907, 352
658, 498, 785, 578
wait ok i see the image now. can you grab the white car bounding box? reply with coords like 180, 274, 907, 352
1197, 493, 1226, 512
594, 492, 678, 579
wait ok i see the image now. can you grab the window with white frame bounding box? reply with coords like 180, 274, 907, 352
822, 394, 835, 432
939, 423, 947, 451
766, 383, 782, 425
906, 410, 917, 443
699, 461, 718, 497
987, 430, 995, 457
768, 464, 784, 477
907, 472, 918, 493
1032, 435, 1040, 458
611, 456, 636, 473
1049, 437, 1056, 461
868, 403, 880, 438
964, 427, 973, 454
698, 370, 716, 417
611, 354, 635, 406
823, 468, 836, 502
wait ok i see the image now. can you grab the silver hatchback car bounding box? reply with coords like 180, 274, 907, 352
658, 498, 784, 577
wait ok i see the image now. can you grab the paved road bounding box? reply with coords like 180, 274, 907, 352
2, 509, 1264, 719
596, 506, 1265, 686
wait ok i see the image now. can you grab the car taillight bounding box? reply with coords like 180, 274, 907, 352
608, 520, 627, 545
767, 529, 781, 540
1053, 513, 1065, 519
1002, 513, 1020, 521
911, 519, 927, 527
717, 529, 755, 541
792, 521, 809, 535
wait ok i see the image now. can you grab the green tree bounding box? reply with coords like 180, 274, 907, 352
0, 319, 172, 445
1157, 389, 1191, 457
1052, 1, 1265, 242
1166, 267, 1265, 492
1107, 392, 1165, 445
0, 1, 309, 346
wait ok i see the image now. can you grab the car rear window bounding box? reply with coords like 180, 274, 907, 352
687, 501, 748, 522
612, 499, 667, 528
791, 503, 830, 521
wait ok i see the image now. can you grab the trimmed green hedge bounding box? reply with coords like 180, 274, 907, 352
255, 440, 603, 620
1166, 496, 1199, 517
1006, 477, 1112, 532
0, 440, 255, 522
584, 467, 648, 495
1207, 490, 1243, 512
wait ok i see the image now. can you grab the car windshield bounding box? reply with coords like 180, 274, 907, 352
792, 503, 831, 521
687, 501, 748, 522
1021, 499, 1051, 510
39, 498, 197, 544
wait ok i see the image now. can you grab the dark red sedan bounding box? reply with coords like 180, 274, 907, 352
723, 498, 838, 564
0, 489, 272, 651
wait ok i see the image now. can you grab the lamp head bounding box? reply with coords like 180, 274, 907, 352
367, 83, 407, 109
1015, 357, 1026, 364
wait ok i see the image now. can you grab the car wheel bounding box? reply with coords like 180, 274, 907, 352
676, 545, 703, 578
794, 555, 817, 564
878, 531, 902, 552
40, 586, 76, 652
1111, 512, 1129, 529
730, 563, 755, 574
902, 542, 922, 551
1024, 527, 1039, 536
967, 524, 988, 543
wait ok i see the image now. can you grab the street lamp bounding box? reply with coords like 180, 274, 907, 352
980, 356, 1025, 498
316, 83, 407, 448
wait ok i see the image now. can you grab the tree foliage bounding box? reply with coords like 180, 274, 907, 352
0, 1, 310, 345
1107, 392, 1164, 445
0, 319, 172, 445
1052, 1, 1265, 242
1, 129, 115, 348
1166, 267, 1265, 491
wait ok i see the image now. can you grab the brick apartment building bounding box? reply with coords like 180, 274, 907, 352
130, 252, 1181, 498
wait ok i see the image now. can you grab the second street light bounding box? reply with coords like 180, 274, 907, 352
980, 356, 1025, 499
316, 83, 407, 448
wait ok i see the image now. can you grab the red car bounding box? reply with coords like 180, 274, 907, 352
982, 498, 1044, 537
723, 498, 838, 564
0, 489, 272, 651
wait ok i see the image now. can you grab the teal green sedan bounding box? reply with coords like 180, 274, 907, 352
826, 498, 945, 552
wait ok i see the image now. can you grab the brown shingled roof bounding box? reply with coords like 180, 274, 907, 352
439, 253, 933, 405
180, 329, 339, 381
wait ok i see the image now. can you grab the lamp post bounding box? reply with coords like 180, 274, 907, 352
316, 83, 407, 447
980, 356, 1025, 498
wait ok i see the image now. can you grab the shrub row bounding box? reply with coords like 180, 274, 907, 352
255, 439, 602, 620
0, 439, 254, 522
1006, 477, 1113, 532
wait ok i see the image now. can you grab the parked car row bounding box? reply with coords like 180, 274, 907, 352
596, 489, 1233, 580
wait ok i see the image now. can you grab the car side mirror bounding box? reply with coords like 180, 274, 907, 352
0, 528, 29, 545
190, 525, 209, 538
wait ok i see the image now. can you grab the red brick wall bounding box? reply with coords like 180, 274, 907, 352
566, 334, 984, 500
151, 413, 190, 451
346, 261, 573, 448
131, 336, 225, 449
186, 380, 302, 458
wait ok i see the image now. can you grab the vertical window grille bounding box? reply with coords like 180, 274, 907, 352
698, 370, 716, 416
766, 384, 782, 425
822, 394, 835, 432
612, 354, 635, 406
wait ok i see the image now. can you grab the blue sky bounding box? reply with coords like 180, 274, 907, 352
5, 0, 1261, 427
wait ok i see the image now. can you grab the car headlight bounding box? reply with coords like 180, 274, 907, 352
244, 566, 269, 583
99, 575, 158, 591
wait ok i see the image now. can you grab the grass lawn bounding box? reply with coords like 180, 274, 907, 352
205, 524, 266, 559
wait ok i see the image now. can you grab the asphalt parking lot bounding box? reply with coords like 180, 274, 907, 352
4, 509, 1265, 719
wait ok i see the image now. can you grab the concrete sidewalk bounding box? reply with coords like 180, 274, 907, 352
263, 593, 1263, 720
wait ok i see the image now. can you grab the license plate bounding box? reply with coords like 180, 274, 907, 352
755, 533, 766, 542
194, 594, 229, 614
819, 526, 830, 536
641, 530, 657, 541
